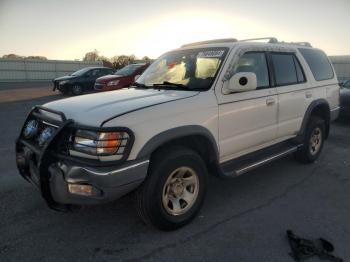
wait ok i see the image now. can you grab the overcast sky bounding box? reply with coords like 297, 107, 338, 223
0, 0, 349, 60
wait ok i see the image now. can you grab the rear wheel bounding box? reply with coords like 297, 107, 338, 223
71, 84, 83, 96
295, 116, 325, 163
135, 147, 207, 230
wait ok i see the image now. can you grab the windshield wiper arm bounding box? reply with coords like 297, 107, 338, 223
153, 81, 187, 89
132, 82, 151, 88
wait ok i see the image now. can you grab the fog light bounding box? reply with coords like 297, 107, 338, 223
68, 184, 93, 196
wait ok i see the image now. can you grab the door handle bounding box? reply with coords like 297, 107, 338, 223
305, 91, 313, 98
266, 98, 276, 106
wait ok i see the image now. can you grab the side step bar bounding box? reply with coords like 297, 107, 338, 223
220, 142, 303, 177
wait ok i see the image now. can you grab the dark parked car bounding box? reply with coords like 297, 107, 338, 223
53, 67, 114, 95
94, 63, 149, 92
340, 79, 350, 117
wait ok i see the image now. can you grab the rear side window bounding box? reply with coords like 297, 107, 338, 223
299, 48, 334, 81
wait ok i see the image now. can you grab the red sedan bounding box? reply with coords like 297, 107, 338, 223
94, 63, 149, 92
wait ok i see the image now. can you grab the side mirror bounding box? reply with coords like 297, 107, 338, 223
134, 75, 141, 81
225, 72, 257, 94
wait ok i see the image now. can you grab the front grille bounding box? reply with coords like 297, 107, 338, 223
94, 83, 103, 90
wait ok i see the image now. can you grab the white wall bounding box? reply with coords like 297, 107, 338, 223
0, 59, 103, 82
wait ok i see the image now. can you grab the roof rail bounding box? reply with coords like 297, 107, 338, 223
180, 37, 312, 48
181, 38, 238, 48
288, 42, 312, 47
239, 37, 278, 43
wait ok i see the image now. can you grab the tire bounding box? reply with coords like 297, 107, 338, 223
71, 84, 83, 96
135, 146, 207, 231
60, 89, 69, 96
294, 116, 325, 164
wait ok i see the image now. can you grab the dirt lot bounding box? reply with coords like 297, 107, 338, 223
0, 83, 349, 262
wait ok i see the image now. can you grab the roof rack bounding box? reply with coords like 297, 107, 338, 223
181, 38, 237, 48
239, 37, 312, 47
239, 37, 278, 43
287, 42, 312, 47
181, 37, 312, 48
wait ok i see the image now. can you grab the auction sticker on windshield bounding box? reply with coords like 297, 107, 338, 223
197, 50, 225, 58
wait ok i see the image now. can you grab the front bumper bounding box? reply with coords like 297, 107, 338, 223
16, 106, 147, 210
48, 159, 149, 205
94, 82, 107, 91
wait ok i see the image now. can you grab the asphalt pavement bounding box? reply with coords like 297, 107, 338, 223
0, 84, 349, 262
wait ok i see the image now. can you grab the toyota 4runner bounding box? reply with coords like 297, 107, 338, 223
16, 38, 340, 230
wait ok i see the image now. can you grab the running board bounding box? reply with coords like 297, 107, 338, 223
220, 141, 303, 177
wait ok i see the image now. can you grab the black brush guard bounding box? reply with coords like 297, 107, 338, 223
16, 106, 74, 211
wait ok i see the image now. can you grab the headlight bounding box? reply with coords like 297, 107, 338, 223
70, 129, 131, 161
107, 80, 119, 86
59, 80, 69, 85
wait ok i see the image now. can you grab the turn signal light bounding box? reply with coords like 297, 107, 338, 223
68, 184, 93, 196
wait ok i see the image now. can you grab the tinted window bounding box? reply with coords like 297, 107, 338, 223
271, 53, 298, 86
91, 69, 100, 76
102, 68, 113, 75
234, 52, 270, 88
299, 48, 334, 81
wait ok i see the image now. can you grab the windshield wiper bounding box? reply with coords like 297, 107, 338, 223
153, 81, 188, 89
132, 82, 151, 89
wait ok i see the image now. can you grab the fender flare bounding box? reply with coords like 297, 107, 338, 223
298, 99, 330, 139
136, 125, 219, 162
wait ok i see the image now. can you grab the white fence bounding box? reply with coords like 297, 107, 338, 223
0, 59, 103, 82
329, 56, 350, 82
0, 56, 349, 82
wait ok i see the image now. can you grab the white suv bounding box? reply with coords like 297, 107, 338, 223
16, 38, 340, 230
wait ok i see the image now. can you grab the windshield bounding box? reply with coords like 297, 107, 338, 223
135, 48, 228, 91
71, 68, 91, 76
115, 64, 142, 76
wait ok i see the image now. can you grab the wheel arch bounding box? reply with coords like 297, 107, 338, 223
136, 125, 220, 175
298, 99, 331, 140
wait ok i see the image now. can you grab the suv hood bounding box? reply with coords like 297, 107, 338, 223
44, 88, 199, 126
54, 75, 77, 81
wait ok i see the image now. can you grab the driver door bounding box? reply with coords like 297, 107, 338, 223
217, 51, 278, 162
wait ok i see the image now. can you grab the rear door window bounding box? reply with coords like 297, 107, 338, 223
298, 48, 334, 81
271, 53, 299, 86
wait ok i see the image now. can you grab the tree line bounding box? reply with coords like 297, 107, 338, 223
2, 49, 152, 70
83, 49, 151, 69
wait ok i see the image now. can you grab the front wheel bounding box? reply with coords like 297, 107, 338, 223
135, 147, 207, 230
71, 84, 84, 96
295, 116, 325, 163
